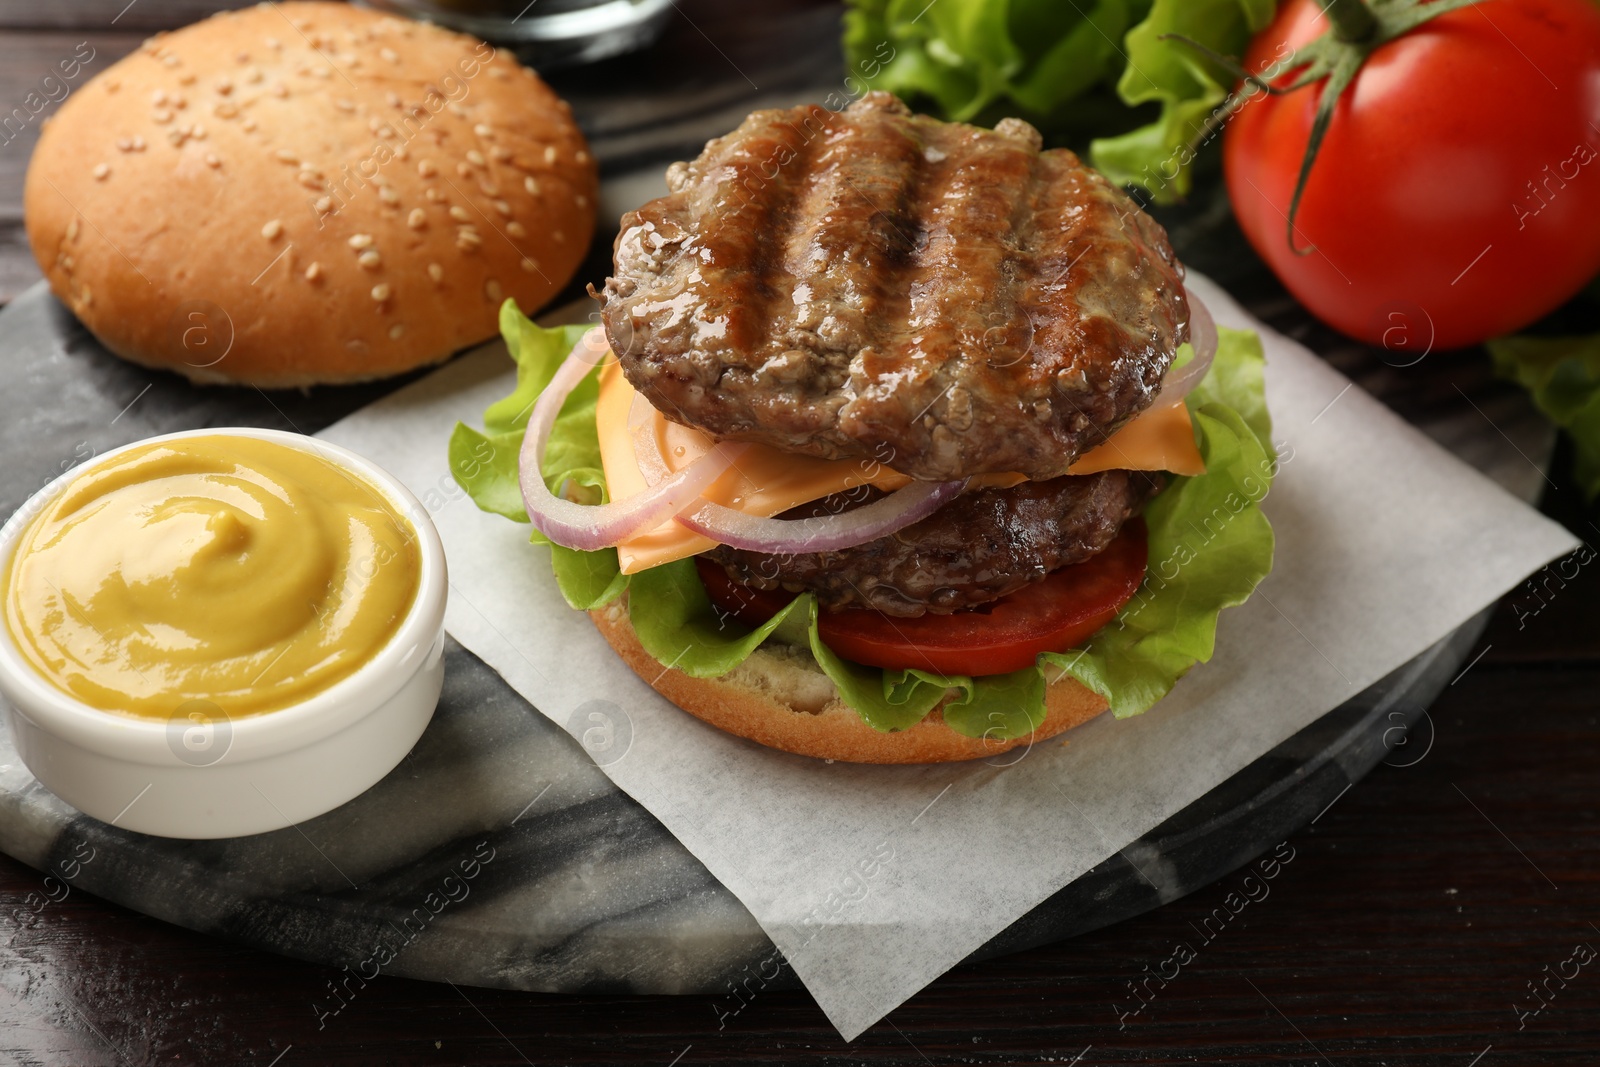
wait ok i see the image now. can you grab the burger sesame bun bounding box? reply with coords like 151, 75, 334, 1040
23, 1, 596, 387
590, 599, 1109, 764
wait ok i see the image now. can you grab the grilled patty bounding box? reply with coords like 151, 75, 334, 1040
599, 91, 1189, 482
704, 471, 1160, 617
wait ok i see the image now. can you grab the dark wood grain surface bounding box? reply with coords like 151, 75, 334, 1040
2, 2, 1598, 1064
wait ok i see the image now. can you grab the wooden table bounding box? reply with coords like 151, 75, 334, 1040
2, 3, 1599, 1064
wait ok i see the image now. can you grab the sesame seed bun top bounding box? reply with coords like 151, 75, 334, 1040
23, 1, 597, 387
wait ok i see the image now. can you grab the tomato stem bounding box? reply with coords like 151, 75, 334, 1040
1321, 0, 1379, 43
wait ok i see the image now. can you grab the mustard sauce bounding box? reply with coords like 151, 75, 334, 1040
3, 435, 420, 719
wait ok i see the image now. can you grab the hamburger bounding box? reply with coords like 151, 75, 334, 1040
452, 92, 1277, 764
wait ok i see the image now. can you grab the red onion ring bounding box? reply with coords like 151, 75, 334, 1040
1156, 285, 1219, 403
518, 329, 742, 551
674, 479, 968, 554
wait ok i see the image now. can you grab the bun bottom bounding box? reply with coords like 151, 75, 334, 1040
590, 600, 1108, 764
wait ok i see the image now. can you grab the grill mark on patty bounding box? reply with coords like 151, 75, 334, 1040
774, 98, 927, 446
849, 117, 1044, 475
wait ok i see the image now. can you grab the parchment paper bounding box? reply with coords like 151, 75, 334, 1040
318, 275, 1578, 1039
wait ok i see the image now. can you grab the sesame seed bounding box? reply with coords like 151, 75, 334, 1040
484, 279, 502, 301
449, 206, 471, 222
163, 55, 180, 68
205, 152, 221, 167
215, 79, 233, 95
424, 187, 443, 202
271, 83, 288, 98
298, 172, 323, 190
544, 146, 556, 164
358, 250, 382, 269
236, 51, 250, 63
490, 146, 512, 162
116, 137, 131, 151
166, 129, 186, 147
478, 179, 499, 196
215, 101, 238, 119
152, 108, 173, 124
152, 89, 167, 105
524, 176, 539, 195
314, 67, 331, 79
506, 221, 527, 239
80, 286, 92, 307
60, 254, 73, 270
275, 149, 297, 164
489, 68, 508, 80
418, 159, 436, 177
371, 283, 391, 301
554, 230, 565, 242
172, 95, 187, 109
131, 136, 145, 151
465, 149, 485, 166
66, 219, 79, 241
314, 197, 333, 213
105, 80, 121, 93
305, 262, 321, 281
262, 219, 282, 239
335, 98, 354, 112
379, 186, 400, 205
385, 91, 401, 108
266, 37, 281, 50
576, 194, 588, 208
456, 162, 471, 177
92, 163, 109, 180
349, 233, 374, 249
389, 323, 405, 340
575, 149, 588, 164
380, 47, 399, 63
242, 120, 257, 132
455, 230, 481, 250
407, 208, 426, 229
246, 67, 263, 83
520, 257, 538, 273
493, 199, 512, 217
473, 123, 492, 138
426, 263, 443, 283
191, 125, 206, 140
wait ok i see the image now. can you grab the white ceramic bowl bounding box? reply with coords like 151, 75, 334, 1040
0, 428, 447, 839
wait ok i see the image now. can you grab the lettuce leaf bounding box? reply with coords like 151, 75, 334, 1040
629, 558, 813, 679
1042, 327, 1274, 717
1089, 0, 1275, 202
626, 580, 1049, 740
1488, 332, 1600, 502
450, 301, 622, 599
843, 0, 1277, 203
453, 306, 1276, 737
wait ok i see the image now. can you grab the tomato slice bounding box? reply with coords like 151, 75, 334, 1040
693, 521, 1148, 677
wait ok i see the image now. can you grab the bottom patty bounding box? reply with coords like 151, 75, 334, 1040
704, 470, 1161, 617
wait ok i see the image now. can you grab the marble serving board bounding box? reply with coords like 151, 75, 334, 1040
0, 281, 1555, 998
0, 0, 1560, 996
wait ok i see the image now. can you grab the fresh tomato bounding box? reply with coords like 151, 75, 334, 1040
694, 521, 1148, 677
1224, 0, 1600, 351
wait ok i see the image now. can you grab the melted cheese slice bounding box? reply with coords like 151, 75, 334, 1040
595, 360, 1205, 574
